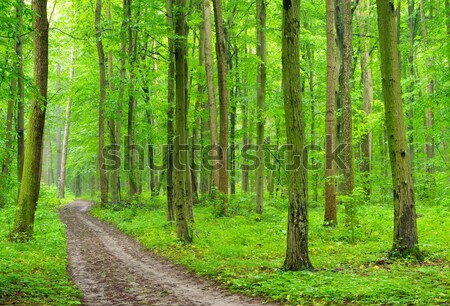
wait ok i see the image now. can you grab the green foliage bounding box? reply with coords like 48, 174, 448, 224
0, 185, 81, 305
92, 195, 449, 305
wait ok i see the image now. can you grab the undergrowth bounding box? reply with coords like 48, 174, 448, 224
92, 193, 449, 305
0, 184, 81, 305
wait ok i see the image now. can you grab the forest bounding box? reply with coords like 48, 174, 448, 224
0, 0, 448, 304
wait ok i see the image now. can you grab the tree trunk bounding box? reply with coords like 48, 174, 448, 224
376, 0, 420, 257
10, 0, 49, 241
55, 64, 62, 187
173, 0, 192, 242
357, 0, 373, 198
255, 0, 267, 215
339, 0, 354, 219
58, 48, 75, 199
2, 79, 15, 177
407, 0, 417, 167
325, 0, 337, 225
202, 0, 220, 194
16, 0, 25, 183
282, 0, 313, 271
166, 0, 175, 221
95, 0, 109, 206
212, 0, 229, 213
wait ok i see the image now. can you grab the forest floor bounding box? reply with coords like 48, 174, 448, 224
60, 200, 279, 306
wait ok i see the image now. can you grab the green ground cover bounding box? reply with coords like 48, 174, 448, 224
92, 194, 449, 305
0, 185, 81, 305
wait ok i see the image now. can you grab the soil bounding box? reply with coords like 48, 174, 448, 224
60, 201, 280, 306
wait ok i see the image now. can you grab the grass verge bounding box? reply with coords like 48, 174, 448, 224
0, 185, 81, 305
92, 193, 449, 305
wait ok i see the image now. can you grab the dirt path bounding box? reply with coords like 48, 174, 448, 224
60, 201, 279, 306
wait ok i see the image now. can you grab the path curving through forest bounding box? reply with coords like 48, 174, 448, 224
60, 201, 278, 306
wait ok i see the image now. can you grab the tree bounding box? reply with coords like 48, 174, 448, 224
173, 0, 192, 242
202, 0, 220, 195
58, 48, 75, 199
16, 0, 25, 183
212, 0, 229, 213
10, 0, 49, 240
95, 0, 109, 206
255, 0, 267, 215
282, 0, 313, 271
325, 0, 337, 225
376, 0, 420, 257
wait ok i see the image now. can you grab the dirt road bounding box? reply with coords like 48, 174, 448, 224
60, 201, 278, 306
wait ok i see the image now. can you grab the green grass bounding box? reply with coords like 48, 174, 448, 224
0, 185, 81, 306
92, 193, 449, 305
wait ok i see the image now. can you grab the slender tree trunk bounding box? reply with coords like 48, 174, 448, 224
255, 0, 267, 215
16, 0, 25, 183
2, 79, 15, 177
282, 0, 313, 271
198, 16, 210, 196
10, 0, 49, 241
95, 0, 109, 206
325, 0, 337, 225
202, 0, 220, 194
340, 0, 354, 219
58, 48, 75, 199
358, 0, 373, 198
55, 64, 62, 187
241, 87, 249, 192
173, 0, 192, 242
407, 0, 417, 167
376, 0, 420, 257
212, 0, 229, 213
166, 0, 175, 221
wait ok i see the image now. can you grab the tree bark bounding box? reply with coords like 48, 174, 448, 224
357, 0, 373, 198
166, 0, 175, 221
11, 0, 49, 240
173, 0, 192, 242
202, 0, 220, 194
282, 0, 313, 271
212, 0, 229, 213
16, 0, 25, 183
55, 64, 62, 187
255, 0, 267, 215
2, 79, 15, 177
325, 0, 337, 225
376, 0, 420, 257
95, 0, 109, 206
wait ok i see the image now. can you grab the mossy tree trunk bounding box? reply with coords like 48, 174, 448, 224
376, 0, 419, 257
282, 0, 313, 271
173, 0, 192, 242
255, 0, 267, 215
11, 0, 49, 241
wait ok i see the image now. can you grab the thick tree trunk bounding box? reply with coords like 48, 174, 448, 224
166, 0, 175, 221
282, 0, 313, 271
325, 0, 337, 225
212, 0, 229, 213
11, 0, 49, 241
173, 0, 192, 242
58, 48, 75, 199
255, 0, 267, 215
376, 0, 420, 257
202, 0, 220, 194
95, 0, 109, 206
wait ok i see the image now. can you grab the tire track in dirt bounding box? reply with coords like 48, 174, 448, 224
60, 201, 279, 306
